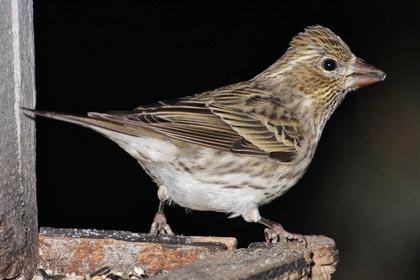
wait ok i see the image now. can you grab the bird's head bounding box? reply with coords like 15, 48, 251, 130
261, 25, 386, 110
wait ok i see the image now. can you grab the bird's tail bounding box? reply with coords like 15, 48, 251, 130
23, 108, 141, 137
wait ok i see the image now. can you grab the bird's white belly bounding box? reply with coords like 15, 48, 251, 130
151, 150, 298, 217
163, 169, 261, 215
101, 131, 303, 217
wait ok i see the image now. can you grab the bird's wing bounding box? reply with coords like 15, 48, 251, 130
207, 88, 304, 161
90, 85, 304, 162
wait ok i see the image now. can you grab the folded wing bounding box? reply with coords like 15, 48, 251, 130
89, 85, 304, 162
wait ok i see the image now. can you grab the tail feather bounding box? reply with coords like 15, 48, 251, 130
22, 108, 142, 137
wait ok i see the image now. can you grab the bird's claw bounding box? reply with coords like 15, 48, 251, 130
264, 223, 306, 246
149, 211, 174, 235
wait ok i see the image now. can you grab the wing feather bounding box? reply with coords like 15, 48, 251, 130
90, 85, 304, 162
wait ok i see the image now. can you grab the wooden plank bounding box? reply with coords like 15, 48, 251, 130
0, 0, 38, 278
150, 235, 338, 280
38, 229, 337, 279
38, 227, 237, 276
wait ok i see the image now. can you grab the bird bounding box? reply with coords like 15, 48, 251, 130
30, 25, 385, 243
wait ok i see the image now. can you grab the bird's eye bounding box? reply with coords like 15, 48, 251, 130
322, 58, 337, 71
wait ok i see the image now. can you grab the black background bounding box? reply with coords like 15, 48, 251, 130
34, 1, 420, 279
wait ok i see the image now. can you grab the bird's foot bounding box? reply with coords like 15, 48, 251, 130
149, 211, 174, 235
264, 224, 304, 244
260, 217, 305, 245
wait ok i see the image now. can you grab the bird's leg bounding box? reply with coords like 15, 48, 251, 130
149, 201, 174, 235
242, 209, 304, 244
149, 185, 174, 235
259, 217, 304, 244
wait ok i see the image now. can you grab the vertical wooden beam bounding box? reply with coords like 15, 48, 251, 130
0, 0, 38, 278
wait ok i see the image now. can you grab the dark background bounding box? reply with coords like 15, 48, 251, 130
34, 1, 420, 279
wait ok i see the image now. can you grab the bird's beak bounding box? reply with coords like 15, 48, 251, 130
345, 57, 386, 89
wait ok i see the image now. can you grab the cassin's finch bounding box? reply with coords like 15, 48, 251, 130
31, 26, 385, 242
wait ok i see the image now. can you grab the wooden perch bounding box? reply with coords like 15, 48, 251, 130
150, 235, 338, 280
0, 0, 38, 278
38, 228, 337, 279
39, 227, 237, 276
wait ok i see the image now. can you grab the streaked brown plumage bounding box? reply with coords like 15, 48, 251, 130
30, 26, 385, 242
